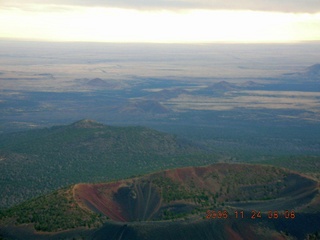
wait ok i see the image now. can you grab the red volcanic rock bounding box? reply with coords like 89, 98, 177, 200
73, 163, 319, 224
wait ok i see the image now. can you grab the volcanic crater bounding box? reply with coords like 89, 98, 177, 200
73, 163, 319, 222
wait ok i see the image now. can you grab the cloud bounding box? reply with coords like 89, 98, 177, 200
2, 0, 320, 13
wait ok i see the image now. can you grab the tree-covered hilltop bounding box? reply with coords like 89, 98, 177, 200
0, 119, 214, 208
0, 186, 107, 232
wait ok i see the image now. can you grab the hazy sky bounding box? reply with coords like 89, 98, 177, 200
1, 0, 320, 43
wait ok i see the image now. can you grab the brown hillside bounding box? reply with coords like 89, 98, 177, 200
73, 163, 319, 222
1, 163, 319, 240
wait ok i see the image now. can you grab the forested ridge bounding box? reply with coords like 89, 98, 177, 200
0, 119, 213, 208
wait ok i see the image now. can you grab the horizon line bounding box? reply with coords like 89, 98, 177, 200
1, 37, 320, 45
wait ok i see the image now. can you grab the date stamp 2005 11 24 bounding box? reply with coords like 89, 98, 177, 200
205, 210, 296, 220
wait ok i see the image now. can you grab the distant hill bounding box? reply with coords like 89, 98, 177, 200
1, 163, 319, 239
197, 81, 243, 95
87, 78, 111, 87
0, 120, 209, 209
118, 100, 170, 115
75, 78, 124, 89
240, 80, 264, 89
201, 81, 264, 93
305, 63, 320, 78
206, 81, 238, 91
146, 88, 189, 100
283, 63, 320, 80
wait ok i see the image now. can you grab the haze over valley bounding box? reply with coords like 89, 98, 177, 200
0, 41, 320, 239
1, 42, 320, 157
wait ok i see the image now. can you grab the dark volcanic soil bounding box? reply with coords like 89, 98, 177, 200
74, 163, 319, 223
2, 163, 319, 240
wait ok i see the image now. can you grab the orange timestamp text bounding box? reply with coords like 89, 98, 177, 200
205, 210, 296, 220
